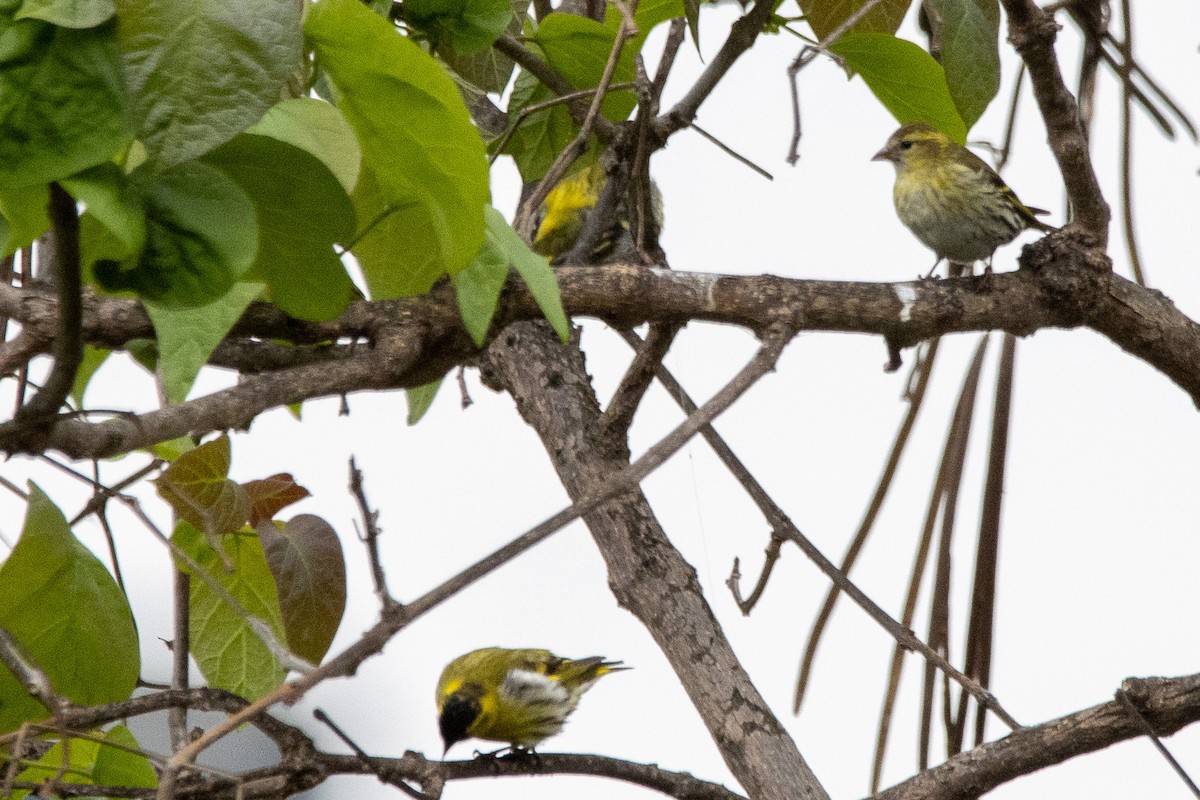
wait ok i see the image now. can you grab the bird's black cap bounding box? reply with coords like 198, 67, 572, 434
439, 693, 481, 754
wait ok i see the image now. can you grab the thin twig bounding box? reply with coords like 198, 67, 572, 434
963, 333, 1017, 748
615, 329, 1017, 730
456, 366, 472, 409
314, 709, 432, 800
785, 0, 891, 162
994, 64, 1026, 172
727, 535, 784, 614
515, 4, 640, 239
1117, 0, 1145, 285
169, 569, 191, 752
651, 19, 687, 102
349, 458, 398, 608
0, 627, 69, 714
69, 459, 165, 525
690, 123, 773, 180
1115, 688, 1200, 798
488, 83, 637, 166
597, 322, 680, 443
662, 0, 777, 135
154, 325, 796, 796
0, 185, 83, 450
795, 340, 939, 713
875, 337, 990, 791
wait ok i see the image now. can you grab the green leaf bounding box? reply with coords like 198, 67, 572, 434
15, 725, 158, 795
439, 0, 529, 94
149, 435, 194, 461
503, 67, 575, 183
683, 0, 699, 51
70, 344, 110, 407
484, 205, 568, 341
925, 0, 1000, 131
145, 280, 264, 403
453, 218, 511, 346
114, 0, 303, 170
535, 13, 636, 121
155, 435, 252, 534
0, 485, 139, 733
618, 0, 685, 36
15, 0, 113, 27
62, 162, 147, 260
797, 0, 912, 40
0, 182, 49, 256
0, 16, 131, 187
831, 32, 967, 144
405, 0, 513, 55
93, 161, 258, 306
406, 378, 442, 424
204, 133, 357, 321
307, 0, 488, 296
172, 521, 287, 700
91, 725, 159, 790
247, 97, 362, 195
258, 515, 345, 664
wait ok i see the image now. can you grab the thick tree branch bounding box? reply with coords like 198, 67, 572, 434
660, 0, 778, 135
999, 0, 1110, 242
480, 322, 830, 800
874, 672, 1200, 800
323, 750, 747, 800
9, 236, 1200, 459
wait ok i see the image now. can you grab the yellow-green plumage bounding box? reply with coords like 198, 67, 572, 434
532, 161, 663, 264
435, 647, 625, 753
873, 122, 1054, 273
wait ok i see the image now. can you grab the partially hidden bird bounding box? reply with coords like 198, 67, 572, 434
532, 161, 663, 264
872, 121, 1056, 276
435, 647, 626, 754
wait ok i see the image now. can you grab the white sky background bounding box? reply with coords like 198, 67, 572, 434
2, 3, 1199, 799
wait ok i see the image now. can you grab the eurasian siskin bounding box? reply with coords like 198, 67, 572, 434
532, 161, 662, 264
435, 646, 626, 753
872, 122, 1055, 275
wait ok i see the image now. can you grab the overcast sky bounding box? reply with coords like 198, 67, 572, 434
2, 3, 1199, 799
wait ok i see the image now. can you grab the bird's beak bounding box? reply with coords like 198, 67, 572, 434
871, 145, 893, 163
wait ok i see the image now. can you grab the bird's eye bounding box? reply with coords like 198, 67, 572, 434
899, 140, 914, 150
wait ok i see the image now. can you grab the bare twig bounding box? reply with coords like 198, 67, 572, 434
614, 328, 1017, 729
962, 333, 1017, 748
651, 19, 687, 102
0, 626, 69, 714
796, 340, 939, 713
489, 82, 636, 165
1117, 0, 1145, 285
875, 337, 990, 791
690, 123, 774, 180
349, 457, 398, 608
727, 535, 784, 614
0, 185, 83, 449
1000, 0, 1110, 241
1115, 688, 1200, 798
169, 569, 190, 751
661, 0, 779, 135
785, 0, 891, 162
597, 322, 680, 443
314, 708, 431, 800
